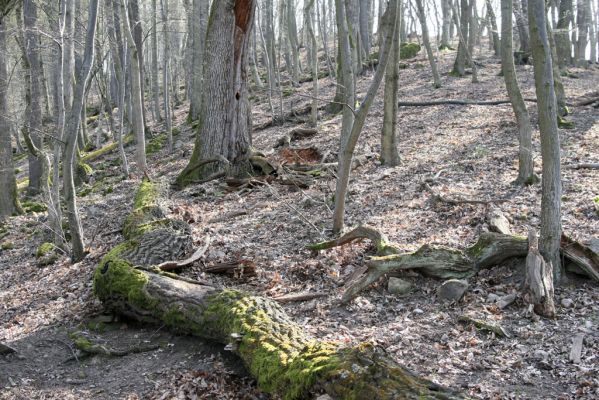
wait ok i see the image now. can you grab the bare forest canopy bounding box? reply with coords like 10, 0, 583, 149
0, 0, 598, 399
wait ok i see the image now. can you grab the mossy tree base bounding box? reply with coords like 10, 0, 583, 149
93, 181, 463, 399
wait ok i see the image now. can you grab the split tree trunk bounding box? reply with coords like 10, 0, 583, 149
93, 180, 462, 400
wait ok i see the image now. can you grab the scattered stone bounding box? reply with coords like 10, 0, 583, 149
498, 293, 517, 309
487, 293, 500, 303
487, 208, 512, 235
387, 277, 412, 295
560, 298, 574, 308
0, 342, 17, 354
413, 308, 424, 315
569, 334, 584, 364
437, 279, 469, 302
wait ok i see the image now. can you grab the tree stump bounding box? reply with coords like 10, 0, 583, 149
523, 229, 556, 318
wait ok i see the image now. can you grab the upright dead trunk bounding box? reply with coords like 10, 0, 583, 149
332, 0, 398, 233
501, 0, 536, 184
189, 0, 209, 120
151, 0, 161, 122
415, 0, 441, 88
380, 3, 401, 167
122, 0, 147, 172
528, 0, 563, 281
0, 23, 22, 217
62, 0, 100, 262
175, 0, 256, 187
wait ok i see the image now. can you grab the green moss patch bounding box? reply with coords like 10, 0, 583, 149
1, 242, 14, 250
81, 134, 134, 163
22, 200, 47, 213
557, 116, 575, 129
146, 133, 167, 155
35, 242, 59, 266
400, 42, 421, 59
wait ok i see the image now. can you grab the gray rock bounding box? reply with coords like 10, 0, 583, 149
387, 277, 412, 295
588, 238, 599, 254
497, 293, 517, 309
413, 308, 424, 314
560, 298, 574, 308
437, 279, 469, 302
487, 293, 500, 303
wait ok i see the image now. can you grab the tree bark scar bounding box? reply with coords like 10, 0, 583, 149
234, 0, 253, 33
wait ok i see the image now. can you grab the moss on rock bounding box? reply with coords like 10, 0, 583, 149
35, 242, 59, 266
400, 42, 421, 59
22, 200, 47, 213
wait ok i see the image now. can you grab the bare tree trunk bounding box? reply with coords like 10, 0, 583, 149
452, 0, 470, 76
122, 0, 147, 172
487, 0, 501, 55
501, 0, 536, 184
333, 0, 398, 232
380, 3, 401, 167
161, 0, 173, 152
151, 0, 162, 122
175, 0, 256, 187
0, 24, 22, 218
514, 0, 531, 52
441, 0, 452, 48
287, 0, 301, 84
305, 0, 318, 126
555, 0, 573, 67
62, 0, 100, 262
106, 0, 130, 178
528, 0, 563, 281
127, 0, 147, 129
359, 0, 372, 56
415, 0, 441, 88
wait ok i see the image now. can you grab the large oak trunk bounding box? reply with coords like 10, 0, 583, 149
93, 180, 462, 399
176, 0, 255, 187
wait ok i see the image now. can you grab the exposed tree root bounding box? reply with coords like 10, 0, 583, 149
309, 226, 598, 303
93, 182, 464, 399
70, 331, 160, 357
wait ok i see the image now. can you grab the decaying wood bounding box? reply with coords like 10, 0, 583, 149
93, 181, 463, 399
273, 292, 327, 303
274, 128, 318, 148
0, 342, 17, 354
70, 331, 160, 357
458, 315, 509, 337
563, 163, 599, 170
523, 229, 556, 318
158, 236, 211, 271
425, 183, 508, 205
311, 226, 597, 303
208, 210, 248, 223
397, 98, 537, 107
569, 334, 584, 364
310, 225, 529, 303
560, 234, 599, 282
204, 260, 256, 277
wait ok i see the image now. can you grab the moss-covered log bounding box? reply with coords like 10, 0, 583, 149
93, 181, 463, 399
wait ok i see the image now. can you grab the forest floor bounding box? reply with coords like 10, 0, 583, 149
1, 47, 599, 399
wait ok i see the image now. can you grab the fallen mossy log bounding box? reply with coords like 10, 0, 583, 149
93, 181, 463, 399
309, 226, 598, 303
81, 134, 134, 163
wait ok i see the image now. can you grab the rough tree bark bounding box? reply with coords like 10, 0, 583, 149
93, 180, 462, 400
190, 0, 209, 120
160, 0, 173, 152
452, 0, 470, 76
0, 20, 22, 217
175, 0, 256, 187
305, 0, 318, 126
151, 0, 162, 122
501, 0, 537, 185
487, 0, 501, 55
528, 0, 563, 281
555, 0, 573, 67
380, 7, 401, 167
